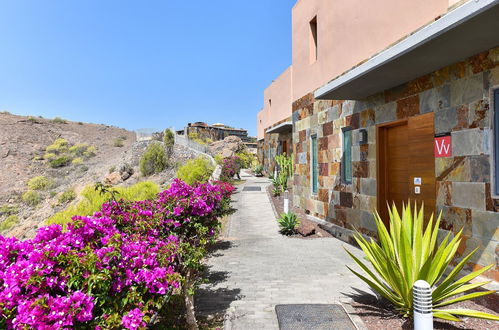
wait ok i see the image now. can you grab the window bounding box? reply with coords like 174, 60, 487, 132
311, 135, 318, 194
494, 89, 499, 195
309, 16, 318, 63
342, 129, 352, 184
269, 99, 272, 107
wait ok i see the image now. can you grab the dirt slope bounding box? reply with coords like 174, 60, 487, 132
0, 113, 136, 238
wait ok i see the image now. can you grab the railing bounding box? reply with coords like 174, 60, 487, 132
174, 133, 220, 180
174, 133, 212, 155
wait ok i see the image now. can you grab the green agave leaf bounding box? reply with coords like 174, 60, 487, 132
432, 310, 462, 322
433, 290, 496, 308
346, 266, 403, 307
344, 247, 394, 295
432, 247, 479, 299
438, 281, 491, 302
431, 230, 463, 285
429, 212, 442, 260
440, 309, 499, 321
426, 232, 451, 285
440, 264, 493, 299
421, 212, 434, 262
413, 202, 424, 273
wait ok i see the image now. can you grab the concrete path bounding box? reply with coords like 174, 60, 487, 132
196, 171, 371, 330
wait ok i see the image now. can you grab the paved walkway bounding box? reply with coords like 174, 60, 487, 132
196, 172, 371, 329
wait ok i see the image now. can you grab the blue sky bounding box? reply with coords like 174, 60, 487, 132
0, 1, 295, 136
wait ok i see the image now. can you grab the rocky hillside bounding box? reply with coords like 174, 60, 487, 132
0, 113, 198, 238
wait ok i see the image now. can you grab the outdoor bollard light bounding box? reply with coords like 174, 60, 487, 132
413, 280, 433, 330
284, 190, 289, 214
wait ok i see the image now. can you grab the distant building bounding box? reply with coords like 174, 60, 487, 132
176, 122, 253, 142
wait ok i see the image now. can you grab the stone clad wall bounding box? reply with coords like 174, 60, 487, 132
258, 117, 293, 175
292, 47, 499, 280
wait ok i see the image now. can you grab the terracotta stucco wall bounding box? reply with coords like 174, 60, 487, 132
291, 0, 450, 101
292, 47, 499, 280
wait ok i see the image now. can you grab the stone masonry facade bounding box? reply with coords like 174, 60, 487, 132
258, 118, 293, 175
292, 46, 499, 280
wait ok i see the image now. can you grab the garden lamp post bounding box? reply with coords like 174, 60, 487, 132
284, 190, 289, 214
413, 280, 433, 330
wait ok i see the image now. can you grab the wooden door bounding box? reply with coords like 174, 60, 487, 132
377, 113, 436, 224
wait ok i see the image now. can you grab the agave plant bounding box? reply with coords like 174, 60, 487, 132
345, 202, 499, 322
278, 212, 300, 235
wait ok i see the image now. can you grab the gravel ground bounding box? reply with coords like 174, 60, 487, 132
266, 185, 331, 238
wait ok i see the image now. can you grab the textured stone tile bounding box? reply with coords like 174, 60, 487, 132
396, 94, 420, 119
452, 182, 486, 210
352, 161, 369, 178
342, 100, 355, 117
471, 209, 499, 241
360, 108, 375, 127
298, 152, 307, 164
375, 102, 396, 124
469, 99, 490, 129
452, 128, 486, 156
450, 73, 484, 106
469, 155, 490, 182
420, 84, 450, 113
436, 181, 452, 206
360, 211, 377, 233
318, 110, 328, 125
322, 121, 333, 136
435, 156, 470, 182
327, 105, 341, 122
440, 206, 472, 236
340, 192, 353, 208
360, 178, 376, 196
351, 146, 361, 162
435, 107, 458, 134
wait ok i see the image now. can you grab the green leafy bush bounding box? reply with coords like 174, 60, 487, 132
27, 116, 39, 123
163, 128, 174, 155
50, 156, 71, 168
47, 181, 160, 225
139, 142, 168, 176
176, 157, 214, 185
0, 215, 19, 231
83, 146, 97, 158
0, 205, 18, 216
235, 150, 256, 169
278, 212, 300, 235
69, 143, 89, 156
72, 157, 83, 165
345, 202, 499, 322
58, 189, 76, 204
188, 132, 208, 145
214, 154, 223, 165
45, 138, 69, 155
22, 190, 42, 206
27, 176, 54, 190
52, 117, 67, 124
254, 164, 264, 177
113, 137, 124, 147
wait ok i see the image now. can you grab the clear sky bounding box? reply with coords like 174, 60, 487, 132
0, 1, 295, 136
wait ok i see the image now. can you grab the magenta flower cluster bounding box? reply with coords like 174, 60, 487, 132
220, 156, 241, 182
0, 179, 234, 329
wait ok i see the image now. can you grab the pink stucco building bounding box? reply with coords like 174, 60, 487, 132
258, 0, 499, 281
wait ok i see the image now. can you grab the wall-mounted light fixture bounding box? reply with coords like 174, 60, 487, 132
359, 129, 368, 145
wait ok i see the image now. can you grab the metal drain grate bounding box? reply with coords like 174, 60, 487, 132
242, 186, 262, 191
275, 304, 356, 330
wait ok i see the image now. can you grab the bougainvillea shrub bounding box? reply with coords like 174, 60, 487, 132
220, 156, 241, 182
0, 179, 234, 329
